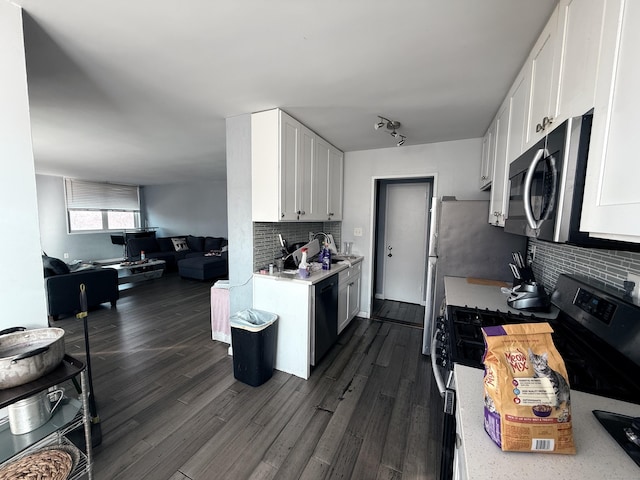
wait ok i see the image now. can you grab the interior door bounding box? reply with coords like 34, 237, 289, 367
382, 182, 429, 304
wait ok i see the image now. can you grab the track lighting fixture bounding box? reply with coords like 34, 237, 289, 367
374, 116, 407, 146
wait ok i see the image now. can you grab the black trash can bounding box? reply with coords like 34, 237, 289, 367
230, 309, 278, 387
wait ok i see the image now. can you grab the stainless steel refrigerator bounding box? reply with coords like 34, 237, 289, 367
421, 197, 527, 354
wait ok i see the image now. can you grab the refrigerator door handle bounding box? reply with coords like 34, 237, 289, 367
422, 256, 437, 355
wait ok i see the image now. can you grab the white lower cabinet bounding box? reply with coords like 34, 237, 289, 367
338, 261, 361, 334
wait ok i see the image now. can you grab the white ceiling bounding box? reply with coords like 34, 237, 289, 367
15, 0, 557, 186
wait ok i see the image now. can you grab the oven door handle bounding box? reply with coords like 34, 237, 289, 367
523, 147, 551, 231
430, 327, 447, 398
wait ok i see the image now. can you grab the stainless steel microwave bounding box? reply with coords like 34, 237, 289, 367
504, 112, 640, 251
504, 113, 594, 245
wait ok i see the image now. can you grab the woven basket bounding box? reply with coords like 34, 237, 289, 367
0, 445, 78, 480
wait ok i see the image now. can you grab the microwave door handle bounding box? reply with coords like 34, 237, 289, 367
523, 148, 550, 230
430, 327, 447, 398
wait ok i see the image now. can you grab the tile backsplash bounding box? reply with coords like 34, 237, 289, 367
528, 238, 640, 294
253, 222, 341, 271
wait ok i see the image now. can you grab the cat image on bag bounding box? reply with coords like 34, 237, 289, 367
528, 348, 571, 409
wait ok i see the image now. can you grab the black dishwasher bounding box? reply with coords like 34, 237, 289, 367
312, 275, 338, 366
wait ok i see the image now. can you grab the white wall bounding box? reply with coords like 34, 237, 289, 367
143, 181, 228, 238
36, 175, 124, 261
343, 138, 487, 317
225, 114, 254, 314
0, 3, 48, 329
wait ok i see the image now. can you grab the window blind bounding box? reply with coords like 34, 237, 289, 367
64, 178, 140, 211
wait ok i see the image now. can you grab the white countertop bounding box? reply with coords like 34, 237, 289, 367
254, 256, 363, 285
455, 364, 640, 480
444, 276, 559, 320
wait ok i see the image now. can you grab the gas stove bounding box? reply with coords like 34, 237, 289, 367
431, 274, 640, 479
434, 274, 640, 404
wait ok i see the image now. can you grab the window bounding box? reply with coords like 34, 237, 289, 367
64, 178, 141, 233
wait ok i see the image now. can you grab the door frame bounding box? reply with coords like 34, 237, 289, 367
366, 173, 438, 317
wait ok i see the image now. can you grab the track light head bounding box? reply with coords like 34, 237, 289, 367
374, 115, 407, 146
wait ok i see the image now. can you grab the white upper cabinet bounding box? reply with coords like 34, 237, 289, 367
525, 5, 563, 148
555, 0, 608, 122
581, 0, 640, 241
280, 113, 302, 220
488, 99, 511, 227
314, 137, 330, 221
507, 62, 533, 162
251, 108, 344, 222
479, 127, 494, 190
327, 146, 343, 221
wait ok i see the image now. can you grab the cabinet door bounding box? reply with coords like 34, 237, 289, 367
347, 273, 361, 322
507, 63, 532, 163
581, 0, 640, 241
338, 281, 349, 334
556, 0, 607, 122
314, 137, 330, 221
488, 100, 510, 226
479, 127, 494, 190
327, 146, 344, 221
526, 5, 562, 147
299, 126, 315, 220
280, 114, 302, 221
484, 121, 497, 223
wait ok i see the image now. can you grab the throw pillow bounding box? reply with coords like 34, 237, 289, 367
204, 236, 223, 252
186, 235, 205, 252
171, 237, 189, 252
42, 255, 70, 277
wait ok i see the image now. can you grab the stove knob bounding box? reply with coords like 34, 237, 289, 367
435, 347, 447, 357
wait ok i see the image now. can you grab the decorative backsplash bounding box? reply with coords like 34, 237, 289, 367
528, 238, 640, 294
253, 222, 342, 271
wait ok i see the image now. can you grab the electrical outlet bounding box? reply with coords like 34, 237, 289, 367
63, 253, 69, 259
354, 227, 363, 237
627, 273, 640, 300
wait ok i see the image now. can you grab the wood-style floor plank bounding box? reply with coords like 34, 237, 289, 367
52, 273, 437, 479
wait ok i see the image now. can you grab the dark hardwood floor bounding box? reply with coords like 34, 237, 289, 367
55, 273, 438, 479
372, 299, 425, 328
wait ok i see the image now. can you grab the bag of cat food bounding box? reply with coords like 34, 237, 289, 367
482, 322, 575, 454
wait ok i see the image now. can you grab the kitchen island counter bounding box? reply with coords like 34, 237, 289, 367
254, 256, 363, 285
455, 364, 640, 480
253, 256, 363, 379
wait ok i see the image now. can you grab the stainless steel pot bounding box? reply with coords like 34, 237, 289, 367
0, 327, 66, 389
8, 388, 64, 434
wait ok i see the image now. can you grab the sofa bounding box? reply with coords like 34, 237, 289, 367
43, 255, 119, 321
127, 235, 228, 280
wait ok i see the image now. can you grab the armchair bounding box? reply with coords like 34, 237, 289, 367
44, 259, 119, 321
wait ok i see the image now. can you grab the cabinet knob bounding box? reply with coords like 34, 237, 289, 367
543, 116, 553, 128
536, 123, 543, 133
481, 175, 488, 180
328, 212, 334, 216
